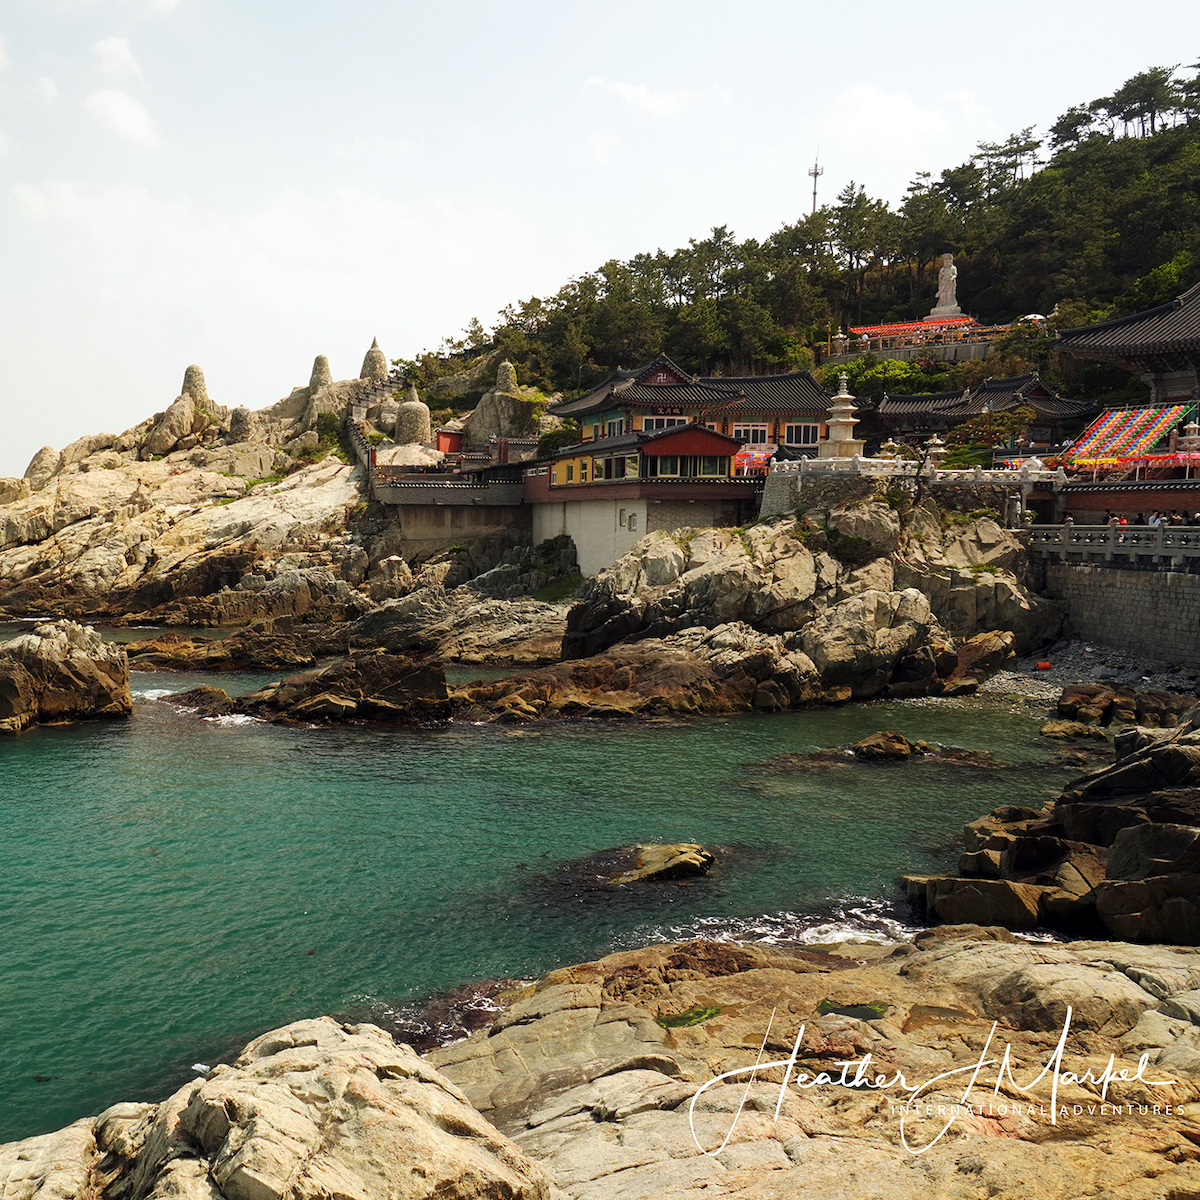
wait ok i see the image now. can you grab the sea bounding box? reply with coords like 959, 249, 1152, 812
0, 620, 1068, 1144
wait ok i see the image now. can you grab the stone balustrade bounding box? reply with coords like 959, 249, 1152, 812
768, 455, 1066, 486
1028, 522, 1200, 567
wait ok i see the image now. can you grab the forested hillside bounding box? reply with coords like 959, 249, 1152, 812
404, 62, 1200, 404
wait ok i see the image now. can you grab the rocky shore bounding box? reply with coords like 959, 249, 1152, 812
0, 620, 131, 734
901, 683, 1200, 944
7, 926, 1200, 1200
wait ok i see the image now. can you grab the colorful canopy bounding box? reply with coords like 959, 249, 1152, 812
847, 317, 977, 337
1066, 404, 1191, 464
734, 447, 775, 472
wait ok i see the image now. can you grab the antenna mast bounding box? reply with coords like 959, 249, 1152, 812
807, 154, 824, 215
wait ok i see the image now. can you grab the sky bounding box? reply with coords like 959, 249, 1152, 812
0, 0, 1195, 477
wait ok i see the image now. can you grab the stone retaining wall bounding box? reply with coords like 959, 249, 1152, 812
1044, 562, 1200, 666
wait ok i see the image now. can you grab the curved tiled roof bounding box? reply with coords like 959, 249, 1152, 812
549, 363, 832, 419
700, 371, 831, 415
945, 374, 1096, 418
1057, 282, 1200, 357
548, 422, 741, 460
880, 377, 1095, 421
878, 389, 968, 416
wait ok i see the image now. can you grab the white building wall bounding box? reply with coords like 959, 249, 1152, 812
532, 497, 648, 576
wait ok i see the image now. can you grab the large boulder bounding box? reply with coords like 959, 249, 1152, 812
0, 620, 131, 733
143, 394, 206, 457
0, 1017, 548, 1200
800, 588, 942, 698
22, 446, 59, 492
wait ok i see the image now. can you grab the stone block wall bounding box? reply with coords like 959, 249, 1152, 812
1044, 563, 1200, 666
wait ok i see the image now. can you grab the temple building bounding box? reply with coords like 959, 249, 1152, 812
1057, 280, 1200, 405
877, 373, 1096, 447
547, 354, 833, 473
525, 422, 759, 576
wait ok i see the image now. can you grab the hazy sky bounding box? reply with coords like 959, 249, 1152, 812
0, 0, 1194, 476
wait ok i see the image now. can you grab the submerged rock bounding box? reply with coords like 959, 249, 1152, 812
0, 620, 131, 733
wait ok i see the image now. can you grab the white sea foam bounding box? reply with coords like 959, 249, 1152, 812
134, 688, 176, 701
203, 713, 262, 726
627, 898, 924, 951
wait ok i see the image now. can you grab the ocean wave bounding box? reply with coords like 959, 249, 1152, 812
620, 896, 924, 949
203, 713, 262, 727
134, 688, 177, 701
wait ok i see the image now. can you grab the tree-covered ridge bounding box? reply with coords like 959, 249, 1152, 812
405, 62, 1200, 403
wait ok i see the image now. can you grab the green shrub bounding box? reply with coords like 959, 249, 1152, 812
533, 571, 583, 601
824, 530, 880, 568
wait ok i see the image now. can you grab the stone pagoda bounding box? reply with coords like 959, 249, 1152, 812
818, 374, 866, 459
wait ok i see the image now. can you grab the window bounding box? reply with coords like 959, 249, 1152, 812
627, 513, 638, 531
705, 422, 721, 432
551, 468, 558, 484
654, 455, 680, 476
626, 454, 639, 477
699, 456, 723, 476
784, 424, 820, 446
733, 424, 769, 444
606, 419, 625, 437
618, 508, 626, 527
580, 460, 588, 482
643, 416, 688, 431
566, 464, 574, 482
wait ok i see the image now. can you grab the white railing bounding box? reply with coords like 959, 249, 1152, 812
1028, 523, 1200, 565
769, 455, 1066, 486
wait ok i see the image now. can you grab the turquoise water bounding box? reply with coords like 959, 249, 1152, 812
0, 661, 1064, 1144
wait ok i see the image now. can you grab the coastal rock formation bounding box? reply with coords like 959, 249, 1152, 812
471, 591, 959, 719
0, 477, 30, 505
236, 652, 450, 723
0, 457, 363, 619
347, 587, 573, 666
0, 620, 131, 733
1058, 681, 1199, 728
455, 621, 878, 721
427, 930, 1200, 1199
562, 507, 1054, 679
124, 623, 340, 672
8, 931, 1200, 1199
0, 1017, 548, 1200
904, 697, 1200, 943
608, 843, 714, 884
